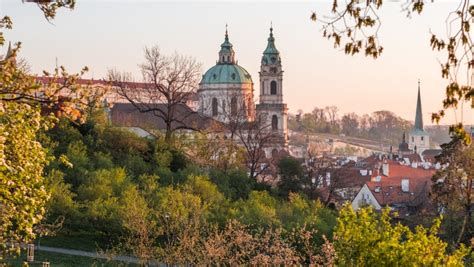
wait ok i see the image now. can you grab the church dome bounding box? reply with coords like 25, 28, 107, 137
200, 26, 253, 86
201, 64, 253, 85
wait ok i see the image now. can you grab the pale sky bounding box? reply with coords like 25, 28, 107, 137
2, 0, 473, 125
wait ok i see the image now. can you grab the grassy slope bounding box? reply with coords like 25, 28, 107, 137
2, 250, 131, 267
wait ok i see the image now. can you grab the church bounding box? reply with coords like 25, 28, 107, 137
407, 81, 430, 153
197, 26, 288, 150
105, 25, 289, 155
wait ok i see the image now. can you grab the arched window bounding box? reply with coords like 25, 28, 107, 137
270, 81, 277, 95
212, 98, 218, 116
272, 115, 278, 131
231, 97, 237, 116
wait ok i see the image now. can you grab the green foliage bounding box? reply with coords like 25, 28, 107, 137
44, 169, 78, 223
334, 204, 470, 266
209, 168, 255, 201
277, 156, 304, 198
155, 186, 205, 238
236, 191, 279, 227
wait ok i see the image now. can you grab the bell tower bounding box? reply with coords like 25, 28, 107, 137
256, 25, 288, 148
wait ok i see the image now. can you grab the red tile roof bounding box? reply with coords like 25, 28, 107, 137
366, 161, 434, 206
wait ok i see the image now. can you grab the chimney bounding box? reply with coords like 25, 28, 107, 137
401, 179, 410, 192
382, 162, 389, 176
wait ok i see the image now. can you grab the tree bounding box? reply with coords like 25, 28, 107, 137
325, 105, 339, 129
341, 112, 359, 136
155, 186, 205, 263
277, 156, 304, 198
0, 103, 51, 258
108, 46, 201, 142
189, 131, 246, 174
0, 0, 103, 258
118, 185, 157, 264
235, 113, 281, 182
333, 204, 469, 266
311, 1, 474, 142
237, 191, 279, 227
432, 138, 474, 246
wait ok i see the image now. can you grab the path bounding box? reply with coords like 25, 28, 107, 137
35, 245, 140, 264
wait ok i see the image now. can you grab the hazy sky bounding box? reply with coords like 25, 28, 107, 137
3, 0, 473, 125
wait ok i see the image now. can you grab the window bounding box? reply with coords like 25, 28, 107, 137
270, 81, 276, 95
231, 97, 237, 116
412, 137, 414, 142
212, 98, 218, 116
231, 73, 236, 80
272, 115, 278, 131
421, 136, 424, 141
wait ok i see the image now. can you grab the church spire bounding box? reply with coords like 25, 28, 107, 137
263, 25, 279, 56
218, 24, 235, 64
414, 80, 424, 131
262, 24, 280, 65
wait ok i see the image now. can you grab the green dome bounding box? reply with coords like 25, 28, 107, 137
201, 64, 253, 85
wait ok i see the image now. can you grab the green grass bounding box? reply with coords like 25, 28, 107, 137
37, 232, 106, 252
2, 250, 134, 267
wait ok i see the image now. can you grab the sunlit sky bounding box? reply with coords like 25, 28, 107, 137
2, 0, 473, 125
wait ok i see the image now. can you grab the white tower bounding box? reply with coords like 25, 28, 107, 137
256, 26, 288, 150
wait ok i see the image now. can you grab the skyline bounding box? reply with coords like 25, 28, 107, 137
3, 0, 473, 125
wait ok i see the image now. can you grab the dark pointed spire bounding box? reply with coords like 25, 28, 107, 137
225, 23, 229, 42
414, 79, 424, 131
263, 24, 278, 55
